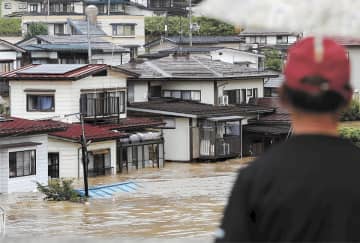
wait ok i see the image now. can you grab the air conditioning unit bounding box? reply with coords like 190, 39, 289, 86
218, 95, 229, 106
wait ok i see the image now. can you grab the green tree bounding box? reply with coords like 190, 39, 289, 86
264, 49, 283, 71
339, 127, 360, 147
37, 179, 85, 203
341, 99, 360, 121
0, 18, 21, 36
145, 16, 236, 40
25, 22, 48, 39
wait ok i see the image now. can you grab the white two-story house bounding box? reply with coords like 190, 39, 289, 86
0, 64, 164, 179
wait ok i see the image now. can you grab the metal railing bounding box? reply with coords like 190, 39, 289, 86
80, 96, 123, 119
0, 206, 5, 236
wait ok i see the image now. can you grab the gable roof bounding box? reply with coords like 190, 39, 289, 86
0, 64, 107, 81
0, 117, 67, 138
0, 39, 25, 53
115, 55, 278, 80
128, 99, 274, 118
144, 36, 243, 48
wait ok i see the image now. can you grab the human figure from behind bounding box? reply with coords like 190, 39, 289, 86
215, 37, 360, 242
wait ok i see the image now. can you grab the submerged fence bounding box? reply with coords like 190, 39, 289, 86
0, 206, 5, 236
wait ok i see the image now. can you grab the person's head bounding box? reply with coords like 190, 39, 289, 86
280, 37, 352, 129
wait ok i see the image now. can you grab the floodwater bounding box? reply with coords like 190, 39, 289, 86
0, 158, 252, 240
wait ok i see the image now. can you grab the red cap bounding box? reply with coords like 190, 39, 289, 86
284, 37, 352, 101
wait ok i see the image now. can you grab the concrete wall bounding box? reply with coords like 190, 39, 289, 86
48, 137, 117, 178
348, 47, 360, 91
163, 117, 190, 161
0, 134, 48, 193
9, 70, 127, 122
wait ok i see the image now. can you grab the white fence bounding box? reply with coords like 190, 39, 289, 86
0, 206, 5, 236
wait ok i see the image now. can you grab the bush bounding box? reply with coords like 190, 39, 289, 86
145, 16, 236, 40
0, 18, 21, 36
264, 49, 283, 71
25, 22, 48, 39
37, 179, 86, 203
341, 99, 360, 121
339, 127, 360, 147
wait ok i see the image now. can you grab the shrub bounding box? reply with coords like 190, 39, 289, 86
37, 179, 86, 203
341, 99, 360, 121
25, 22, 48, 39
339, 127, 360, 147
0, 18, 21, 36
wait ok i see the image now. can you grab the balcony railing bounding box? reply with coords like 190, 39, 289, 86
80, 96, 124, 119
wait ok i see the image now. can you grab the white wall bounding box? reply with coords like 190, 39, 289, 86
163, 117, 190, 161
9, 70, 127, 122
218, 78, 264, 102
161, 80, 215, 105
211, 49, 261, 69
348, 47, 360, 91
48, 137, 117, 178
133, 81, 149, 102
0, 134, 48, 193
266, 36, 277, 45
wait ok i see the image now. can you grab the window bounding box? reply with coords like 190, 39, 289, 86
80, 90, 126, 117
162, 90, 201, 101
27, 94, 55, 112
277, 35, 288, 44
54, 24, 65, 35
150, 86, 162, 98
9, 150, 36, 178
253, 88, 258, 98
110, 4, 123, 13
249, 37, 256, 43
4, 2, 12, 9
247, 89, 253, 97
29, 3, 38, 12
112, 24, 135, 36
255, 36, 266, 44
19, 3, 27, 9
224, 89, 247, 104
0, 62, 13, 73
48, 153, 59, 179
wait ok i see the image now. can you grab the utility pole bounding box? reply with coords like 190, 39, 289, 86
80, 114, 89, 197
189, 0, 192, 46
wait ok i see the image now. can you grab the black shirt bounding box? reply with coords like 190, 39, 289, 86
216, 135, 360, 242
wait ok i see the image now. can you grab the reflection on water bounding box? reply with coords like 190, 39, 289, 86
0, 158, 252, 240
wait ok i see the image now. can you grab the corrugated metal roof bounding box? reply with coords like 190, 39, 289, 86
68, 19, 106, 36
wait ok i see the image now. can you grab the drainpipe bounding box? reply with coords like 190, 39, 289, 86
77, 147, 81, 179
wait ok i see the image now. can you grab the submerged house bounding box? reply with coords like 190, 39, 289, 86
0, 64, 164, 178
0, 117, 66, 193
243, 97, 291, 156
114, 55, 278, 161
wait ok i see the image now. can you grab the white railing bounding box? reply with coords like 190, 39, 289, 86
0, 206, 5, 236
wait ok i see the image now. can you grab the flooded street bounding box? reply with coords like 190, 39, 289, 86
0, 159, 251, 240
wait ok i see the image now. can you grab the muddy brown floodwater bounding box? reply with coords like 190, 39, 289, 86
0, 158, 252, 240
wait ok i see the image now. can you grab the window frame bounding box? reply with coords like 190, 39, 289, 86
54, 23, 65, 35
9, 150, 36, 178
162, 89, 201, 102
48, 152, 59, 179
26, 93, 55, 112
4, 2, 12, 9
111, 23, 136, 37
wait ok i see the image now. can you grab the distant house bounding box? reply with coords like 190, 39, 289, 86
18, 35, 130, 65
128, 99, 273, 161
331, 37, 360, 93
0, 64, 165, 177
21, 15, 146, 47
0, 39, 25, 73
0, 0, 27, 17
114, 55, 278, 105
239, 29, 302, 49
144, 36, 243, 54
244, 97, 291, 156
0, 117, 66, 193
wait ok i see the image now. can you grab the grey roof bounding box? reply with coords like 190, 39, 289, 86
116, 55, 278, 80
244, 124, 291, 135
145, 36, 242, 48
23, 35, 128, 53
264, 74, 284, 88
239, 29, 302, 36
67, 19, 106, 36
128, 99, 274, 118
0, 39, 25, 53
18, 64, 86, 74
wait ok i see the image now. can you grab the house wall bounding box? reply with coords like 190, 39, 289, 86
132, 80, 149, 102
9, 70, 127, 122
161, 80, 215, 104
218, 78, 264, 102
266, 36, 277, 45
348, 47, 360, 91
1, 0, 26, 17
0, 134, 48, 193
163, 117, 190, 161
48, 137, 117, 178
0, 50, 17, 70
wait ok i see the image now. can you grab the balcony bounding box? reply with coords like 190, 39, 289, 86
80, 94, 125, 121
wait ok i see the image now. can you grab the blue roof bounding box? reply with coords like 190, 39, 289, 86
76, 181, 140, 199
